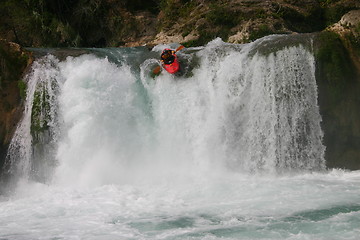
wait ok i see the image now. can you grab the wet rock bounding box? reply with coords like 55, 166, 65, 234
0, 40, 32, 173
315, 14, 360, 170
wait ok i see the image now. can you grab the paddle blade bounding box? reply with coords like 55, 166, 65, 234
175, 45, 185, 52
153, 66, 161, 75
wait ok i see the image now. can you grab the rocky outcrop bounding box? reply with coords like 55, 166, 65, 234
328, 10, 360, 72
1, 0, 359, 48
0, 40, 31, 171
141, 0, 360, 47
315, 10, 360, 170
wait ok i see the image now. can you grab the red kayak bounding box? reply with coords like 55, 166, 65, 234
163, 54, 180, 74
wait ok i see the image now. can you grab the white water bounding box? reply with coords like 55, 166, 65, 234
1, 36, 360, 239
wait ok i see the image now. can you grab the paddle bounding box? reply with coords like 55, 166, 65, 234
153, 45, 185, 75
175, 45, 185, 52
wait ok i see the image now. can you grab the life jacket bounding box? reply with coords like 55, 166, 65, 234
160, 48, 181, 74
161, 49, 175, 65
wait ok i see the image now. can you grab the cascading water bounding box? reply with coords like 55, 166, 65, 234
0, 35, 359, 240
3, 55, 61, 184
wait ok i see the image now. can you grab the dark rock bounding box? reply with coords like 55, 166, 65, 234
314, 31, 360, 170
0, 40, 31, 175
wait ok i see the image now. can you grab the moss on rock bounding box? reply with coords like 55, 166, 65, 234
31, 87, 51, 143
314, 30, 360, 170
0, 40, 31, 172
315, 31, 354, 102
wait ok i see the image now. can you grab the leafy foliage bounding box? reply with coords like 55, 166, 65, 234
0, 0, 160, 47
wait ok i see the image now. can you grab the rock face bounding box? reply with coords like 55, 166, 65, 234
0, 0, 359, 48
340, 10, 360, 27
0, 40, 31, 172
316, 10, 360, 170
328, 10, 360, 71
126, 0, 360, 47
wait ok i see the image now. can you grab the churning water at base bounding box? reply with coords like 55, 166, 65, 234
1, 170, 360, 240
1, 36, 359, 239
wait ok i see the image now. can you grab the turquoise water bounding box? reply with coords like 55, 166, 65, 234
1, 170, 359, 240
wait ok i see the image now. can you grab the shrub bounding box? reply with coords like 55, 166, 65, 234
248, 25, 273, 42
206, 4, 238, 28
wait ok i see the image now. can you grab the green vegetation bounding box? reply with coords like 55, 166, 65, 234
1, 0, 78, 47
324, 5, 355, 26
0, 43, 28, 84
205, 5, 238, 27
18, 80, 26, 100
159, 0, 198, 29
0, 0, 359, 47
316, 0, 358, 26
0, 41, 29, 165
248, 25, 274, 42
182, 3, 243, 46
318, 0, 341, 7
280, 5, 326, 32
0, 0, 158, 47
31, 86, 51, 142
125, 0, 159, 13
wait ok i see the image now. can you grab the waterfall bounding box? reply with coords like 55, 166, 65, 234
2, 35, 326, 188
3, 55, 61, 184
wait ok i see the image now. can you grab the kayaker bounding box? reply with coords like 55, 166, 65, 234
161, 49, 176, 65
153, 46, 184, 75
